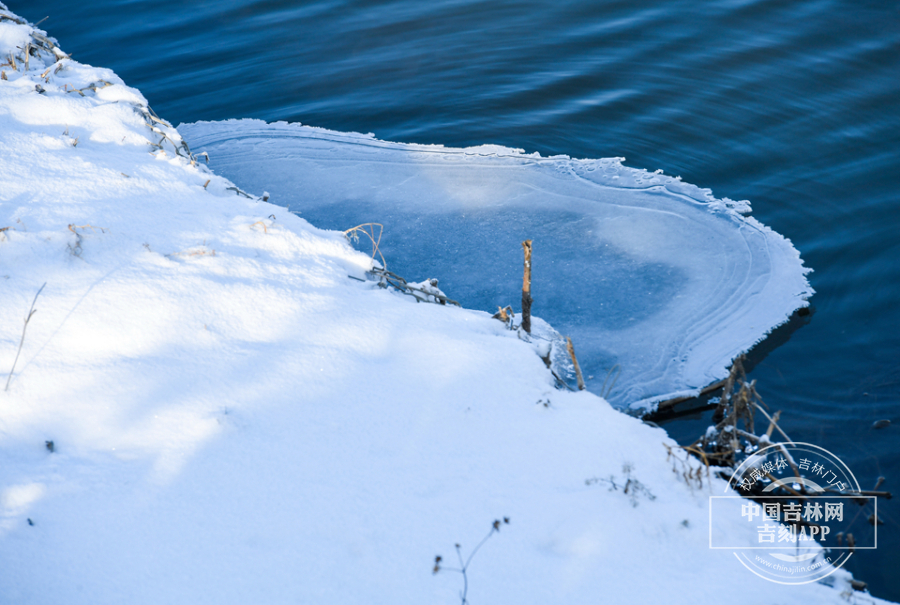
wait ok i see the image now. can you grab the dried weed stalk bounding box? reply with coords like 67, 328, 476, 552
684, 355, 774, 469
5, 283, 46, 391
663, 443, 710, 493
344, 223, 386, 269
433, 518, 509, 605
585, 463, 657, 506
66, 224, 107, 257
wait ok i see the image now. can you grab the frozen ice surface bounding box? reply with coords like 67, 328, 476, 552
180, 120, 812, 410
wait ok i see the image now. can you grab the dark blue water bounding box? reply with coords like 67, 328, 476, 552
20, 0, 900, 598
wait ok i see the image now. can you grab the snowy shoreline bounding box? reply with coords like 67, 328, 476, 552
0, 6, 889, 604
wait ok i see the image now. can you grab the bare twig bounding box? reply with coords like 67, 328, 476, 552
750, 400, 793, 445
68, 224, 107, 234
521, 240, 532, 333
566, 337, 586, 391
5, 282, 46, 391
678, 356, 786, 469
225, 186, 254, 198
0, 13, 26, 25
764, 410, 781, 439
65, 79, 113, 97
369, 267, 460, 307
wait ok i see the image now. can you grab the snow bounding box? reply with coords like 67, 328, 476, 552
0, 5, 887, 605
178, 119, 813, 410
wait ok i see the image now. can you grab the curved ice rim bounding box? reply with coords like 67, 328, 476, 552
180, 119, 813, 411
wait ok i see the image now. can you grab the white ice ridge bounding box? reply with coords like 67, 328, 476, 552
180, 119, 813, 410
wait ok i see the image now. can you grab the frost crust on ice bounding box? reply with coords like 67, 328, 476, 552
180, 119, 813, 409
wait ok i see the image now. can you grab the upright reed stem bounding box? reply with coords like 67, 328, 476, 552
521, 240, 532, 333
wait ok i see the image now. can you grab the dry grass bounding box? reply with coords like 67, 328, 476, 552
66, 224, 107, 257
68, 224, 107, 234
166, 247, 216, 259
344, 223, 386, 269
663, 442, 710, 492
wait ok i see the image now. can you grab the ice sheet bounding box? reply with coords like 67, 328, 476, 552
180, 119, 812, 409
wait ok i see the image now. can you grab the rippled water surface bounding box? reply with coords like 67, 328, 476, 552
20, 0, 900, 598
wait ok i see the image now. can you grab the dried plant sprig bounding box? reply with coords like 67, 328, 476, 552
68, 224, 107, 234
600, 364, 620, 399
434, 518, 510, 605
663, 443, 710, 493
344, 223, 386, 270
5, 283, 46, 391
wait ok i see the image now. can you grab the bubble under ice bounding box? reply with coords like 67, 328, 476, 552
180, 119, 812, 410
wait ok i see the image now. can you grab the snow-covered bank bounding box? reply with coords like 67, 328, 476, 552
0, 6, 885, 604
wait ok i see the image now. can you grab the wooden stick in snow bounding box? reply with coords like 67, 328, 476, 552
566, 337, 586, 391
521, 240, 532, 333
